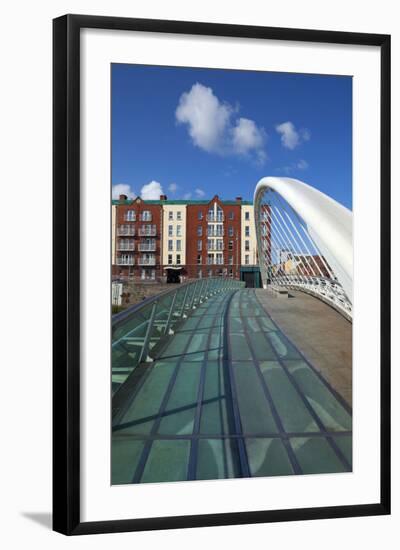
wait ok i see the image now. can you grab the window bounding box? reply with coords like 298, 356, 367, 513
141, 210, 152, 221
245, 211, 250, 221
176, 254, 181, 265
176, 239, 181, 251
229, 211, 234, 220
198, 269, 202, 279
168, 225, 173, 237
228, 226, 234, 237
208, 269, 213, 277
197, 254, 202, 265
216, 240, 224, 250
245, 226, 250, 237
228, 255, 233, 265
125, 210, 136, 221
177, 211, 182, 220
229, 240, 234, 251
197, 225, 202, 236
207, 239, 214, 250
168, 254, 173, 265
198, 211, 203, 220
245, 254, 250, 265
168, 240, 173, 251
216, 205, 224, 222
176, 225, 182, 237
216, 253, 223, 265
229, 268, 233, 277
215, 224, 223, 236
245, 240, 250, 251
207, 254, 213, 265
168, 211, 173, 220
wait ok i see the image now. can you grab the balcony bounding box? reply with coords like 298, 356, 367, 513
138, 256, 156, 266
117, 226, 135, 236
206, 214, 224, 222
117, 241, 135, 251
139, 225, 157, 237
207, 229, 225, 237
138, 242, 156, 252
116, 256, 134, 266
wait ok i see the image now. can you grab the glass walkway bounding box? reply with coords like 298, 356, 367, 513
112, 288, 352, 484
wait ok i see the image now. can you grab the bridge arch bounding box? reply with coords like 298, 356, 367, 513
254, 177, 352, 318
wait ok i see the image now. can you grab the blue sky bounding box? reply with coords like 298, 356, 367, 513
112, 64, 352, 209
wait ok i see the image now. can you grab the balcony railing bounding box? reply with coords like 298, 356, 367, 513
112, 277, 245, 392
206, 214, 225, 222
117, 226, 135, 236
207, 229, 225, 237
138, 243, 156, 252
207, 244, 225, 251
138, 256, 156, 266
117, 242, 135, 251
116, 256, 134, 265
139, 225, 157, 237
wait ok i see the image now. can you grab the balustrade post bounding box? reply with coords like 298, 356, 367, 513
138, 300, 158, 363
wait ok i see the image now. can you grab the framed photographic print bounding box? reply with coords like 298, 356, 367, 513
53, 14, 391, 535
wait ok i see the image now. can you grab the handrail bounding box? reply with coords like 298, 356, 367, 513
111, 277, 245, 393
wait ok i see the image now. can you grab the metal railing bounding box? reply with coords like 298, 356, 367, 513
138, 225, 156, 236
116, 256, 134, 265
138, 242, 156, 252
117, 226, 135, 236
112, 277, 244, 392
138, 256, 156, 265
117, 241, 135, 251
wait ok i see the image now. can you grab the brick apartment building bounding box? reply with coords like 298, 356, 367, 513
112, 195, 163, 280
112, 193, 262, 285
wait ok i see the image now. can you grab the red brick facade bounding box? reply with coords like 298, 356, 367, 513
113, 195, 163, 280
186, 196, 242, 279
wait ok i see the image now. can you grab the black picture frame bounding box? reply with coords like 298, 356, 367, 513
53, 14, 391, 535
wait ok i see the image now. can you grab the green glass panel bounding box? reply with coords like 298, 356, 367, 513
196, 438, 240, 480
291, 437, 348, 474
200, 362, 228, 435
284, 360, 352, 431
268, 332, 301, 359
233, 362, 278, 434
259, 361, 319, 433
116, 361, 177, 434
140, 440, 190, 483
158, 362, 202, 435
111, 438, 145, 485
246, 438, 294, 477
332, 435, 352, 467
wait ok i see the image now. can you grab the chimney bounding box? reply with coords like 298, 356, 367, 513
160, 194, 167, 201
236, 196, 242, 202
119, 194, 128, 201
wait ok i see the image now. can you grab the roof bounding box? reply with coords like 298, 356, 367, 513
112, 198, 253, 206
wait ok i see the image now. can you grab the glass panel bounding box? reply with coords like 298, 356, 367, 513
290, 437, 348, 474
284, 360, 352, 431
196, 439, 240, 480
158, 362, 202, 435
114, 360, 177, 434
140, 440, 190, 483
332, 434, 352, 466
259, 361, 319, 433
111, 438, 145, 485
200, 362, 228, 435
232, 362, 278, 434
246, 438, 294, 477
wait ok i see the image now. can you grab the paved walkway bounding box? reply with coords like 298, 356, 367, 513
112, 289, 352, 485
256, 289, 352, 406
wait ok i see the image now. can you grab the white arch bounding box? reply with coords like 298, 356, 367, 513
254, 176, 353, 307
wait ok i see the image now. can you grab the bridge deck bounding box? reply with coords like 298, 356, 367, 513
112, 289, 352, 484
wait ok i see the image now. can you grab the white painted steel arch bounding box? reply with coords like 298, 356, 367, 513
254, 177, 353, 318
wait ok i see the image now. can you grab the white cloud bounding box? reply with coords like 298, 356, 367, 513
168, 183, 178, 194
279, 159, 309, 174
176, 83, 266, 163
232, 118, 265, 155
195, 188, 205, 197
183, 192, 192, 200
112, 183, 135, 199
176, 83, 232, 153
296, 159, 309, 170
140, 180, 164, 200
275, 121, 300, 150
275, 121, 311, 150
